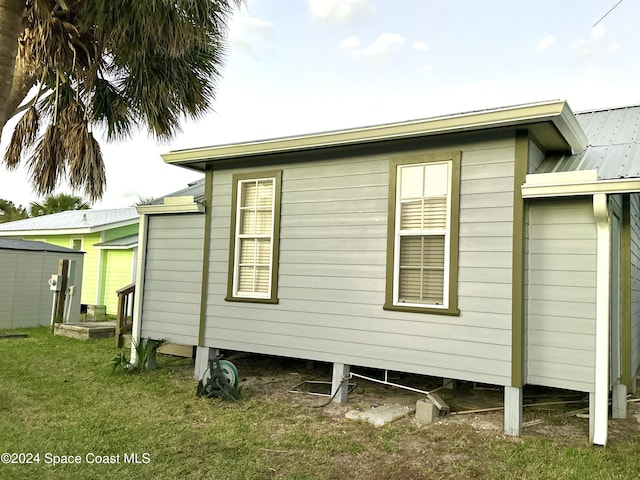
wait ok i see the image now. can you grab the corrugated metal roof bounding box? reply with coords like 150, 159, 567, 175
0, 207, 138, 234
534, 105, 640, 180
0, 238, 83, 254
148, 178, 205, 205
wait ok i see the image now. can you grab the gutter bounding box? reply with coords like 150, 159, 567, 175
523, 173, 640, 198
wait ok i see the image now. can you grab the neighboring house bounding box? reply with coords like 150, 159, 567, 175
0, 239, 84, 328
0, 208, 138, 315
131, 100, 640, 446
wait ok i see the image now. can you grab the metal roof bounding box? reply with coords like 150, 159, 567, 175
534, 105, 640, 180
0, 238, 83, 254
148, 178, 205, 205
0, 208, 138, 235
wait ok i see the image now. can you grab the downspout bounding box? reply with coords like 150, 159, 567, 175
593, 193, 610, 446
130, 212, 149, 364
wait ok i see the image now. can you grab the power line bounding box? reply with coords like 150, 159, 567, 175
593, 0, 624, 27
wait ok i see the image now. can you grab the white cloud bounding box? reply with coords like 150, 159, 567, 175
413, 41, 428, 51
228, 16, 275, 57
307, 0, 371, 22
364, 33, 405, 56
339, 35, 361, 49
535, 34, 555, 53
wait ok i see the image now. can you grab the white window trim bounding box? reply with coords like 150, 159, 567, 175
232, 176, 276, 299
392, 160, 453, 309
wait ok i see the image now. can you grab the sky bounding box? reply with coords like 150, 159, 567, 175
1, 0, 640, 210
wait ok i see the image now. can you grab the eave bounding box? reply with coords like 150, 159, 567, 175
0, 218, 139, 238
162, 100, 587, 171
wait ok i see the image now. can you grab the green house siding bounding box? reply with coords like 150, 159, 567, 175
99, 249, 135, 313
19, 228, 136, 315
20, 232, 101, 307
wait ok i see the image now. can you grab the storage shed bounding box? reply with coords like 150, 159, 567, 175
0, 239, 84, 328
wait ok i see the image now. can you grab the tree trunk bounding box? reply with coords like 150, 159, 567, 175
0, 0, 27, 137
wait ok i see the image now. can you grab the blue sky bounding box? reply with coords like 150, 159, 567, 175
2, 0, 639, 209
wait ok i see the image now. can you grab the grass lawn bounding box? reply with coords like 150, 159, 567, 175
1, 328, 640, 479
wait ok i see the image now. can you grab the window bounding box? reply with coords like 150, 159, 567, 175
384, 152, 460, 315
226, 170, 282, 303
71, 238, 82, 250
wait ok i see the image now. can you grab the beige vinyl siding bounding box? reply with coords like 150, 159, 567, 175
526, 198, 597, 392
205, 133, 516, 386
140, 214, 204, 345
630, 194, 640, 375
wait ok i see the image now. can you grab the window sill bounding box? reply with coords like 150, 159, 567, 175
225, 296, 279, 305
383, 303, 460, 316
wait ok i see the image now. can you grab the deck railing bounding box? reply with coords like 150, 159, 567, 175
115, 283, 135, 348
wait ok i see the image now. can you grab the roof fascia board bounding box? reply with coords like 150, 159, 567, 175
522, 176, 640, 198
163, 100, 583, 167
94, 243, 138, 250
0, 227, 95, 236
0, 218, 138, 237
137, 197, 204, 215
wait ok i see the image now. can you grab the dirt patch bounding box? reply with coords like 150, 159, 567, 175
224, 352, 640, 446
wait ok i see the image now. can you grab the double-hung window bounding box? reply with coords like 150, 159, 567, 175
385, 152, 460, 315
227, 170, 282, 303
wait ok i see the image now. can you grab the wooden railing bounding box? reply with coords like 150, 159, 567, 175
115, 283, 135, 348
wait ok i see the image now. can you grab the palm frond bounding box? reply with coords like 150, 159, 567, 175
90, 77, 135, 140
13, 0, 241, 200
62, 118, 105, 202
4, 106, 40, 170
59, 101, 85, 127
86, 134, 106, 201
29, 124, 66, 196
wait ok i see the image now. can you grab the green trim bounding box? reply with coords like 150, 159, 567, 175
621, 195, 632, 386
198, 170, 214, 346
383, 151, 461, 316
225, 169, 282, 304
511, 131, 529, 388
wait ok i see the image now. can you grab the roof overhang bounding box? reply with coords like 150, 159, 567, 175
162, 100, 587, 171
94, 235, 139, 250
0, 218, 139, 237
522, 170, 640, 198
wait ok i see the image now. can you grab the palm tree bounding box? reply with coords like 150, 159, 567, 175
0, 0, 240, 201
0, 199, 28, 223
29, 193, 90, 217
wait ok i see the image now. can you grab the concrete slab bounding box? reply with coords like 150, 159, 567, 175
54, 322, 115, 340
345, 403, 415, 427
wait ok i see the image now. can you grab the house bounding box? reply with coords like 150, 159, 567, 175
0, 239, 84, 328
0, 208, 138, 315
131, 100, 640, 445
